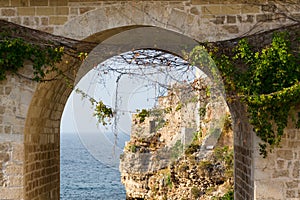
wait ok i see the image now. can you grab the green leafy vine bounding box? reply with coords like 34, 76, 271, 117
212, 32, 300, 157
0, 33, 113, 126
0, 34, 64, 81
75, 88, 113, 126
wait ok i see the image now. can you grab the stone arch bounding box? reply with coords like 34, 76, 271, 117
23, 56, 79, 200
0, 1, 264, 196
20, 1, 294, 198
24, 27, 197, 199
75, 26, 200, 84
24, 24, 240, 199
0, 0, 297, 198
53, 2, 238, 42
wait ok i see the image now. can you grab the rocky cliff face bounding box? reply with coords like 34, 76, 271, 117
120, 78, 233, 200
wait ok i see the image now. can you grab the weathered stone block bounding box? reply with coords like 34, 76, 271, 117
256, 14, 273, 22
287, 130, 297, 139
261, 3, 277, 12
30, 0, 48, 6
5, 86, 12, 95
254, 168, 273, 180
40, 17, 48, 25
8, 175, 23, 187
276, 150, 293, 160
286, 181, 299, 188
56, 7, 69, 15
1, 9, 16, 16
288, 141, 300, 148
12, 144, 24, 162
5, 164, 23, 175
36, 7, 55, 15
201, 5, 241, 15
286, 190, 296, 198
11, 0, 29, 7
254, 181, 284, 199
168, 9, 187, 29
273, 170, 289, 178
9, 17, 22, 25
292, 161, 300, 178
4, 126, 11, 134
221, 5, 241, 15
70, 7, 78, 15
0, 152, 9, 163
213, 16, 225, 24
222, 25, 239, 34
0, 187, 23, 199
241, 5, 260, 14
0, 0, 9, 6
277, 159, 285, 170
202, 6, 221, 15
227, 15, 236, 23
49, 0, 68, 6
17, 7, 35, 16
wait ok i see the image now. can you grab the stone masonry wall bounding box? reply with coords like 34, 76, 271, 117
0, 64, 37, 200
253, 108, 300, 200
231, 102, 300, 200
0, 0, 298, 41
0, 1, 299, 200
0, 53, 78, 200
0, 142, 24, 200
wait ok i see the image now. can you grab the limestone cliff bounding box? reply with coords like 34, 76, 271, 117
120, 78, 233, 200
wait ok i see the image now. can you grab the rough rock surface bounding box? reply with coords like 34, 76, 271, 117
120, 78, 233, 199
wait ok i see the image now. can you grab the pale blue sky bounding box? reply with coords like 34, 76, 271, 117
60, 51, 197, 168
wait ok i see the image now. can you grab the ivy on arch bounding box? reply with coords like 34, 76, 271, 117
210, 30, 300, 157
0, 34, 64, 81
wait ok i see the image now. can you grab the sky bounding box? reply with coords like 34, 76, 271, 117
60, 67, 156, 168
60, 51, 197, 168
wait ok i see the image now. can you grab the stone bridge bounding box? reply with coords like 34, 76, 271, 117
0, 0, 299, 199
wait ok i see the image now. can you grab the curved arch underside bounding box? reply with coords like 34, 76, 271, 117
23, 25, 204, 200
76, 26, 200, 84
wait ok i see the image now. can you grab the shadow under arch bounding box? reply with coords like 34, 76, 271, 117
23, 26, 227, 200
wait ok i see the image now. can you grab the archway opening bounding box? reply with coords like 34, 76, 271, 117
59, 48, 200, 199
24, 26, 233, 200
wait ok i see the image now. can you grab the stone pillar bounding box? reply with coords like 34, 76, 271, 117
23, 55, 77, 200
231, 100, 254, 200
0, 140, 24, 200
0, 64, 37, 200
253, 110, 300, 200
233, 103, 300, 200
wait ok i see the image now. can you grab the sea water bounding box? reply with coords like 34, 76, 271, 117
60, 133, 126, 200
